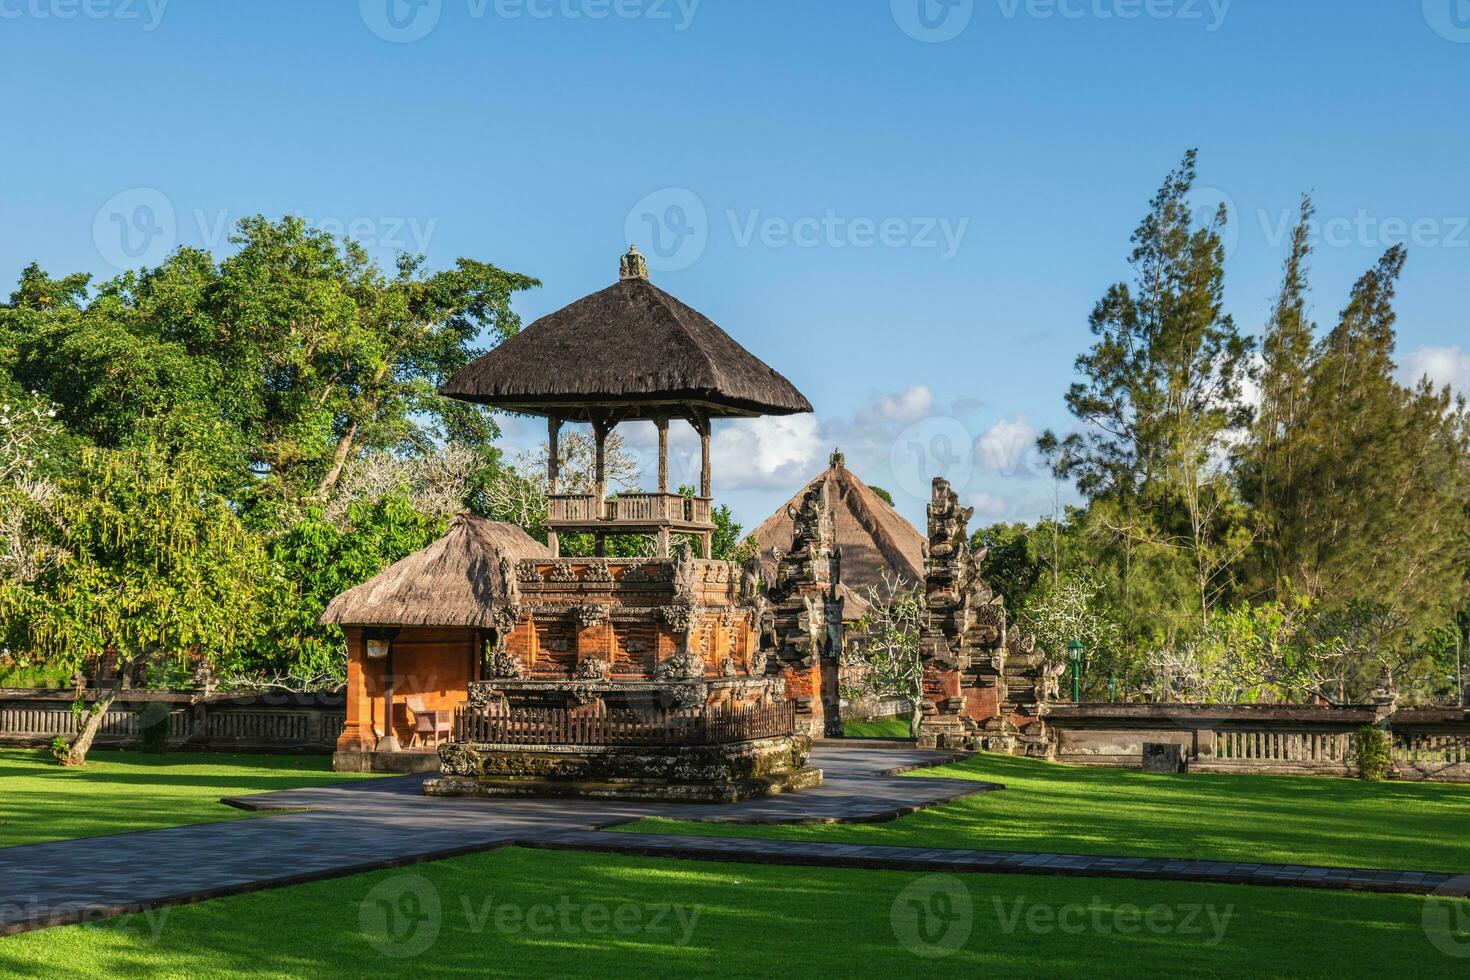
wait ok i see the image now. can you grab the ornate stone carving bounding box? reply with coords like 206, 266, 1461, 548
484, 650, 528, 679
547, 561, 578, 583
622, 564, 651, 584
672, 542, 698, 603
619, 244, 649, 281
544, 635, 571, 654
468, 682, 508, 710
575, 603, 609, 627
574, 657, 612, 681
659, 604, 695, 633
656, 651, 705, 681
749, 648, 769, 676
719, 657, 738, 677
583, 562, 614, 583
665, 684, 705, 710
623, 637, 650, 655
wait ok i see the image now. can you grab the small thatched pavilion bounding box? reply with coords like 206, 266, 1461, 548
442, 246, 812, 558
324, 516, 549, 762
750, 451, 925, 622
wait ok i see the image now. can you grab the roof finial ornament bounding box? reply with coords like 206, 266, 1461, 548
620, 244, 649, 281
829, 448, 845, 470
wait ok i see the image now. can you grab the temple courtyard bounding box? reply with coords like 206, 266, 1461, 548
3, 744, 1469, 977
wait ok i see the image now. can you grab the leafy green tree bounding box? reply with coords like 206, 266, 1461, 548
0, 443, 263, 765
248, 494, 447, 687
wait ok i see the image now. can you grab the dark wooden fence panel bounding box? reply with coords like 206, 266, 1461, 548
0, 689, 345, 754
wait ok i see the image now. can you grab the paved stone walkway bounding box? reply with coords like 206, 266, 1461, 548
2, 743, 1464, 937
0, 745, 986, 935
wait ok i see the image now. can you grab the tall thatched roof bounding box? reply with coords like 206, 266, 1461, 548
751, 456, 925, 621
441, 263, 812, 421
320, 516, 549, 629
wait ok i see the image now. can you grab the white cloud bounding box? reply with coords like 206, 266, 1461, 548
868, 385, 934, 424
966, 492, 1008, 518
974, 414, 1039, 476
1400, 345, 1470, 396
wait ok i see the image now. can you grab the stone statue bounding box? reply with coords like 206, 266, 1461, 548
620, 244, 649, 281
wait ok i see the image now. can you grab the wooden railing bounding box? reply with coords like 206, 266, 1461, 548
548, 493, 712, 527
453, 701, 795, 747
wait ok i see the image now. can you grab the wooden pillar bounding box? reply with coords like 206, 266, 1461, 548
547, 415, 561, 557
656, 416, 669, 493
380, 647, 400, 752
697, 415, 711, 499
592, 417, 610, 516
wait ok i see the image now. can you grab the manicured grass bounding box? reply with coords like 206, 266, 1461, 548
1, 847, 1464, 977
841, 714, 914, 738
0, 750, 375, 848
618, 753, 1470, 873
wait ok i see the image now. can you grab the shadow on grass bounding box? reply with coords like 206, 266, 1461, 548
0, 848, 1463, 979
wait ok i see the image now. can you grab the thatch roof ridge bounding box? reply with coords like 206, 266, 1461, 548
441, 278, 813, 418
830, 465, 924, 586
320, 515, 549, 629
750, 462, 926, 618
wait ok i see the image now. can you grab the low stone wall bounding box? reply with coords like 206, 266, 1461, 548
1043, 703, 1470, 782
0, 688, 345, 754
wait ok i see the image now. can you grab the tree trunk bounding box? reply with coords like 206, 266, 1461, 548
64, 666, 129, 767
315, 420, 361, 498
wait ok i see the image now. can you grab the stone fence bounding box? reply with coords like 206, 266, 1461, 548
1042, 703, 1470, 782
0, 688, 345, 754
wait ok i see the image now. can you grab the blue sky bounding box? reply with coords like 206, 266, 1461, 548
2, 0, 1468, 532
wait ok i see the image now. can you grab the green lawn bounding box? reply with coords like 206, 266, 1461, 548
618, 753, 1470, 873
2, 847, 1465, 978
841, 714, 914, 738
0, 749, 375, 848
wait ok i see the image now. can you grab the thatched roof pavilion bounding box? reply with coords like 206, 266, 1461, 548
441, 249, 811, 421
320, 515, 548, 629
441, 248, 814, 559
750, 452, 925, 621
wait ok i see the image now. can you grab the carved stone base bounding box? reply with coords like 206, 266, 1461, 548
424, 735, 819, 803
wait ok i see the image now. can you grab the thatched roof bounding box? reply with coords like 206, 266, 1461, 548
751, 458, 925, 621
441, 273, 812, 421
320, 516, 549, 629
